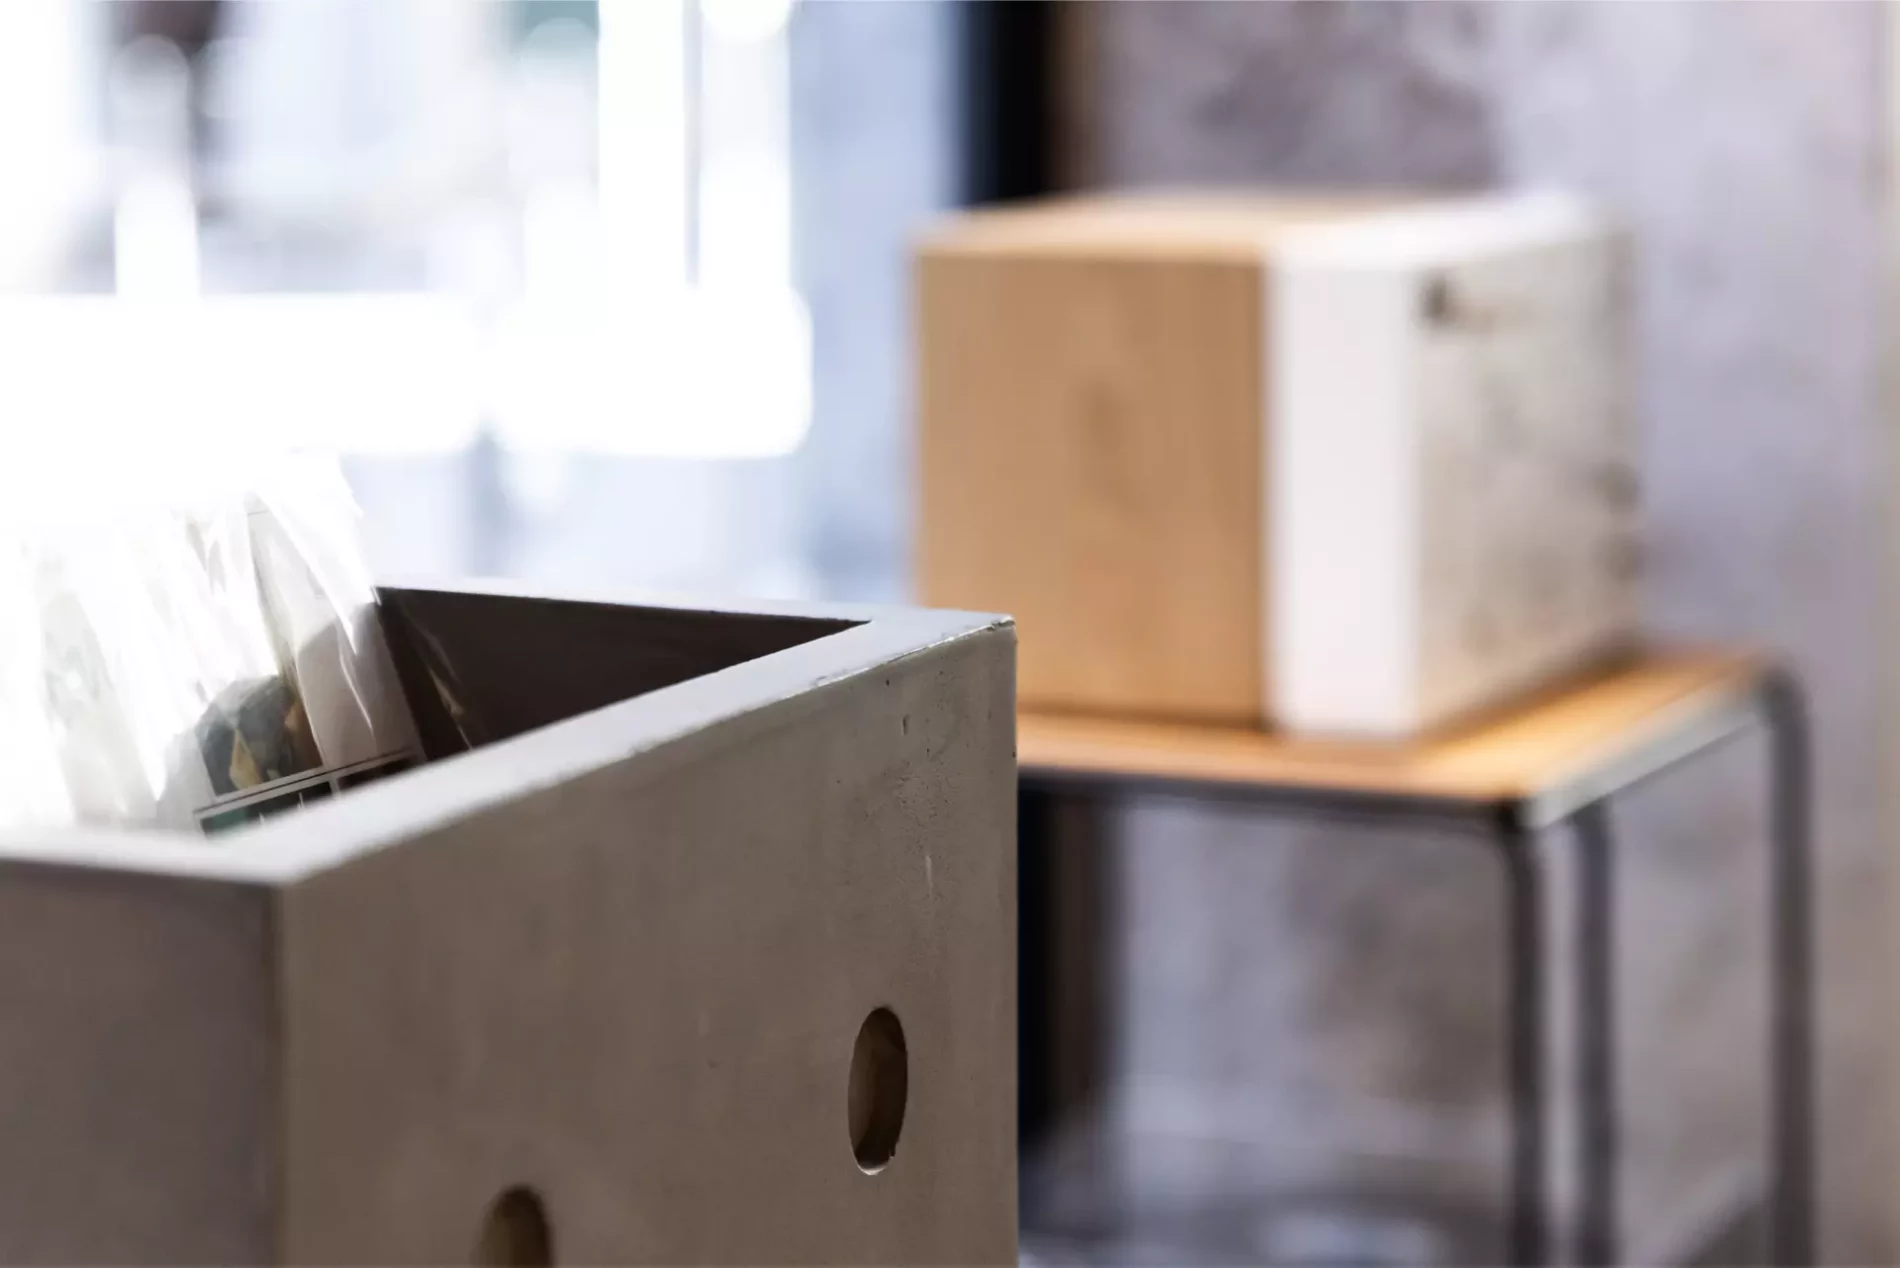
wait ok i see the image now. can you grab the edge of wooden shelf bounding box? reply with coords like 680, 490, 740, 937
1017, 649, 1768, 818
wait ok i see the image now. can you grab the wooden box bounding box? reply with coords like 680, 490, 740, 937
916, 192, 1637, 736
0, 581, 1016, 1265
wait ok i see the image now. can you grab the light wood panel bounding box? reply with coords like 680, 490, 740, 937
917, 244, 1270, 724
1019, 650, 1764, 808
918, 197, 1409, 727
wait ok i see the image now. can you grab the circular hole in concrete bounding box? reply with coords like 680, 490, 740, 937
848, 1006, 908, 1172
475, 1185, 554, 1266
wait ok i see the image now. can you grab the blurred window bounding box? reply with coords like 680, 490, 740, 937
0, 0, 807, 460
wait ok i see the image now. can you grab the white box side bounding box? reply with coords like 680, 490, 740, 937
1269, 255, 1420, 736
1270, 191, 1634, 736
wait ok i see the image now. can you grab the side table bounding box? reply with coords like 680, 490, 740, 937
1017, 651, 1812, 1267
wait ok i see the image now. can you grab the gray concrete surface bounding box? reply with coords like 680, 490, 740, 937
0, 587, 1017, 1265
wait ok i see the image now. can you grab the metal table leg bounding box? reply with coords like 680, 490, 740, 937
1018, 784, 1057, 1153
1760, 671, 1814, 1266
1496, 667, 1811, 1268
1023, 667, 1808, 1268
1496, 814, 1550, 1266
1572, 799, 1618, 1267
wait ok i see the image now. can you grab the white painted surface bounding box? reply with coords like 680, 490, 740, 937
1270, 251, 1417, 734
1270, 194, 1633, 736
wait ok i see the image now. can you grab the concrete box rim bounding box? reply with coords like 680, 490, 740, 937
0, 576, 1013, 888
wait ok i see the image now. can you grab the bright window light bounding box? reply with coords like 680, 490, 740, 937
0, 0, 812, 462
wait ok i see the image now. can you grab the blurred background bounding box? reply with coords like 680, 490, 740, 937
4, 1, 1895, 1264
0, 0, 955, 599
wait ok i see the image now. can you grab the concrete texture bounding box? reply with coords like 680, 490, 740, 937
0, 868, 278, 1264
1048, 2, 1892, 1261
0, 585, 1017, 1265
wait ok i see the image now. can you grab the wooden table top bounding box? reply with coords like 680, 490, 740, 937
1018, 651, 1767, 819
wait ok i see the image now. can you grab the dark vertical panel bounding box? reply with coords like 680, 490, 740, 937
961, 0, 1056, 204
1016, 787, 1055, 1150
961, 0, 1061, 1162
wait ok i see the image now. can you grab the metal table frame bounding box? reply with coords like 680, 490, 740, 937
1018, 668, 1812, 1267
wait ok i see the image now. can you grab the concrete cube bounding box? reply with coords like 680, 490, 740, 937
0, 581, 1017, 1265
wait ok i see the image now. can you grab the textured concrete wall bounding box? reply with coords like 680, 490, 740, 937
1493, 10, 1890, 1255
1052, 3, 1892, 1260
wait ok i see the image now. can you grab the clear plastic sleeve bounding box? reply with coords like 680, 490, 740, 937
0, 452, 420, 835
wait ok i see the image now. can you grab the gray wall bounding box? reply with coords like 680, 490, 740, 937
1050, 2, 1892, 1261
